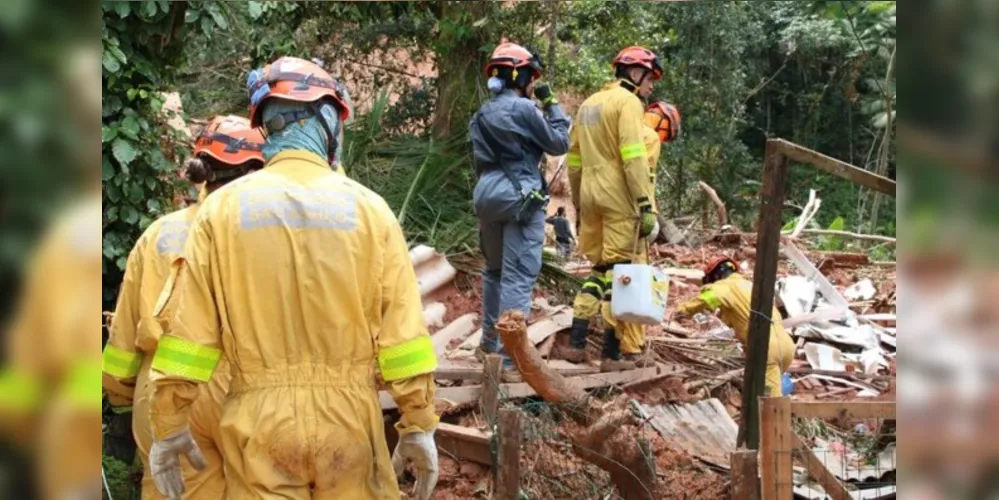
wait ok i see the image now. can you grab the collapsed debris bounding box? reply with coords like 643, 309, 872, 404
390, 225, 895, 498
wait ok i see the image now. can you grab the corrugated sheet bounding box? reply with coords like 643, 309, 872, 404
636, 399, 738, 469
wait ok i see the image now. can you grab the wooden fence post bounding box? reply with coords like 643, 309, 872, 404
730, 450, 761, 500
760, 397, 793, 500
496, 409, 522, 500
740, 140, 789, 449
482, 354, 503, 426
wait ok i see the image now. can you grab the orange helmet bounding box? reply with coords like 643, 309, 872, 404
703, 257, 739, 285
193, 115, 265, 167
644, 102, 682, 143
485, 42, 543, 80
613, 46, 664, 81
247, 56, 352, 128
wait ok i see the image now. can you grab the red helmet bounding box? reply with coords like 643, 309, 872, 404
193, 115, 265, 167
247, 56, 352, 128
485, 42, 543, 80
644, 102, 682, 143
613, 46, 664, 81
703, 257, 738, 285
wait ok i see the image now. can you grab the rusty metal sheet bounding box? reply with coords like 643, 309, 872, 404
637, 399, 738, 469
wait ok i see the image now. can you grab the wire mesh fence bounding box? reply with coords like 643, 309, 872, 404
481, 363, 662, 500
763, 405, 897, 499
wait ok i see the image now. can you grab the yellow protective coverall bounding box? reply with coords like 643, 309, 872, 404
149, 150, 439, 499
0, 194, 102, 499
567, 83, 657, 355
102, 200, 231, 500
677, 273, 797, 396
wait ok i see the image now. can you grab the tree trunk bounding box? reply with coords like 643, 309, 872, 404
497, 311, 659, 500
431, 1, 494, 140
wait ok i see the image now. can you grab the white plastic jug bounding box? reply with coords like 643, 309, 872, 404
611, 264, 670, 325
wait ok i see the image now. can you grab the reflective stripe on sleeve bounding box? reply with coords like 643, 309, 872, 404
62, 359, 102, 410
379, 336, 438, 382
151, 335, 222, 383
0, 369, 43, 412
620, 143, 648, 162
567, 153, 583, 169
102, 344, 144, 379
700, 288, 722, 310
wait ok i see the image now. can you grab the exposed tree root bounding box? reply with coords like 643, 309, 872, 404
497, 310, 659, 499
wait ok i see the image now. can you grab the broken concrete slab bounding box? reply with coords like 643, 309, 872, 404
432, 313, 479, 356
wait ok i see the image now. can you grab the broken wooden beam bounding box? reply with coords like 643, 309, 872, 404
774, 139, 896, 196
790, 401, 896, 420
482, 355, 503, 426
432, 313, 479, 356
436, 423, 492, 466
435, 360, 600, 382
792, 433, 852, 500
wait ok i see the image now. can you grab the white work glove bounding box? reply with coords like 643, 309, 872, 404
392, 428, 439, 500
149, 427, 207, 500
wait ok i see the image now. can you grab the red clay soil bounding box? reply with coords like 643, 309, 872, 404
651, 436, 729, 500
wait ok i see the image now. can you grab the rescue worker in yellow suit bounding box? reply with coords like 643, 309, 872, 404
147, 56, 440, 500
0, 46, 103, 500
675, 257, 797, 397
560, 47, 667, 372
101, 116, 267, 499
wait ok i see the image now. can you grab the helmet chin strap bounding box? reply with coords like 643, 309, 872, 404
310, 102, 342, 166
619, 68, 651, 97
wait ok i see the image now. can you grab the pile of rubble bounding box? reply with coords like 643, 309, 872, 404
395, 237, 896, 498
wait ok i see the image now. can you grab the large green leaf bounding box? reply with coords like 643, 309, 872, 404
102, 51, 121, 73
102, 126, 117, 144
248, 1, 263, 20
208, 5, 228, 30
102, 156, 114, 181
114, 1, 131, 18
866, 1, 895, 15
120, 116, 140, 139
111, 138, 138, 166
185, 8, 200, 23
828, 217, 845, 232
142, 0, 158, 18
121, 206, 139, 225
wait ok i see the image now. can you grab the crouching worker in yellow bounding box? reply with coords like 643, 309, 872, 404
102, 115, 266, 499
147, 57, 440, 500
674, 257, 796, 397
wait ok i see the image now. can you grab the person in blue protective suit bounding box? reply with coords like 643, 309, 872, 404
470, 42, 572, 382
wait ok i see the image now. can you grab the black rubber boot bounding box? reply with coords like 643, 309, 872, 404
570, 318, 590, 349
554, 318, 590, 363
600, 328, 636, 372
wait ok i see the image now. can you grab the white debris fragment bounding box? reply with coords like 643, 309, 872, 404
804, 343, 848, 371
777, 276, 818, 318
845, 278, 877, 301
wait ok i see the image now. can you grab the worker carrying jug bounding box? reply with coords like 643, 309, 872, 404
674, 257, 797, 397
147, 56, 440, 500
470, 42, 571, 382
558, 47, 670, 372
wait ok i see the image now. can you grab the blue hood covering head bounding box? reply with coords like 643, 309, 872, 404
260, 100, 342, 164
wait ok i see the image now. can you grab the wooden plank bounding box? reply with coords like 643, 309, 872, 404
482, 355, 503, 426
436, 360, 599, 382
792, 433, 852, 500
731, 450, 761, 500
435, 423, 492, 466
774, 139, 896, 196
380, 365, 670, 411
786, 367, 895, 382
432, 313, 479, 356
741, 140, 789, 450
495, 409, 522, 500
760, 397, 794, 500
791, 401, 896, 420
782, 242, 851, 311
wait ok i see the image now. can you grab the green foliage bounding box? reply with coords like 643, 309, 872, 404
102, 454, 142, 500
102, 0, 230, 308
344, 92, 478, 254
